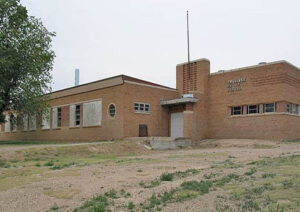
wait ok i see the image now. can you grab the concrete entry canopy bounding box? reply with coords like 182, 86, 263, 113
160, 97, 198, 106
161, 95, 199, 138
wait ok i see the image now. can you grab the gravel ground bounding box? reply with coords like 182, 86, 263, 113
0, 139, 299, 212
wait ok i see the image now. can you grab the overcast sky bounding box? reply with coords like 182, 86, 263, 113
21, 0, 300, 91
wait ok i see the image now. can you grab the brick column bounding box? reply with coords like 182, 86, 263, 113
243, 105, 248, 115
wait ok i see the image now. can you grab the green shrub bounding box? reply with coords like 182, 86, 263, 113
245, 168, 257, 176
160, 173, 174, 181
104, 189, 118, 199
50, 203, 59, 211
44, 160, 54, 166
262, 173, 276, 178
128, 202, 135, 210
181, 180, 212, 194
0, 159, 7, 168
216, 174, 239, 186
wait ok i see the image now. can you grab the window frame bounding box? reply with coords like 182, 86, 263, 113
75, 105, 81, 126
247, 104, 259, 114
292, 104, 297, 114
57, 107, 62, 127
286, 103, 291, 113
231, 106, 243, 116
263, 103, 276, 113
108, 104, 116, 118
134, 102, 151, 114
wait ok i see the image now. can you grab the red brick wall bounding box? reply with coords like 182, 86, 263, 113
177, 59, 210, 140
0, 85, 125, 141
207, 62, 300, 140
122, 83, 179, 137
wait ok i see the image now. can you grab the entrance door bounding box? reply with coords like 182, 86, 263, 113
139, 124, 148, 137
170, 113, 183, 138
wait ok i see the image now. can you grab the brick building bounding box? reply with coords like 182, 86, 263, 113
1, 58, 300, 141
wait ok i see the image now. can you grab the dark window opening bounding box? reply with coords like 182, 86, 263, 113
231, 106, 243, 116
57, 107, 62, 127
109, 104, 116, 117
263, 103, 276, 113
75, 105, 80, 126
247, 105, 259, 114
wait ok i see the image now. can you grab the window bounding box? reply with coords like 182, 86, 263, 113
11, 114, 17, 132
57, 107, 62, 127
134, 103, 139, 111
22, 115, 28, 131
298, 106, 300, 116
83, 100, 102, 127
75, 105, 81, 125
4, 115, 10, 132
231, 106, 243, 116
263, 103, 276, 113
108, 104, 116, 118
69, 105, 80, 127
247, 105, 259, 114
134, 102, 150, 113
29, 115, 36, 131
292, 104, 297, 114
42, 109, 50, 129
286, 103, 291, 113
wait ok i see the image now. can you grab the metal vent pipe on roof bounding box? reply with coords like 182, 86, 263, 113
75, 68, 79, 86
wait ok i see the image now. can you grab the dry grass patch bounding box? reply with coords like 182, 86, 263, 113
44, 188, 81, 199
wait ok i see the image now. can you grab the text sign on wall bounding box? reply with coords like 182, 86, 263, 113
227, 77, 247, 92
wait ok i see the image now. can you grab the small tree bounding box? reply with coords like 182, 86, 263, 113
0, 0, 55, 124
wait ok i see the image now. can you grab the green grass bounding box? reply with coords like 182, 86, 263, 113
181, 180, 212, 194
105, 189, 118, 199
128, 201, 135, 210
222, 155, 300, 211
253, 144, 275, 149
73, 195, 110, 212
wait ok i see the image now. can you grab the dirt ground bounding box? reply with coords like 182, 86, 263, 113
0, 139, 299, 212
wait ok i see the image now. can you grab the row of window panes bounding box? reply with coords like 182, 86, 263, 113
134, 103, 150, 113
231, 103, 276, 116
287, 103, 299, 115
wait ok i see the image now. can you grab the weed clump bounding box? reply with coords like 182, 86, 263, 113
160, 173, 174, 181
73, 195, 109, 212
216, 174, 239, 186
44, 160, 54, 166
50, 203, 59, 211
128, 201, 135, 210
104, 189, 118, 199
181, 180, 212, 194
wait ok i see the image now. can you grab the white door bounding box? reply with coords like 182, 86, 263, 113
171, 112, 183, 138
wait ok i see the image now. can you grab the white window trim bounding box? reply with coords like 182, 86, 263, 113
231, 106, 243, 116
292, 104, 297, 114
247, 105, 259, 114
134, 102, 151, 114
263, 103, 276, 113
108, 103, 116, 118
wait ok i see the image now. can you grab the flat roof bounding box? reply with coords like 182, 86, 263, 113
210, 60, 300, 76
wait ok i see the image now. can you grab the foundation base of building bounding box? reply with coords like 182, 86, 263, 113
125, 137, 192, 150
